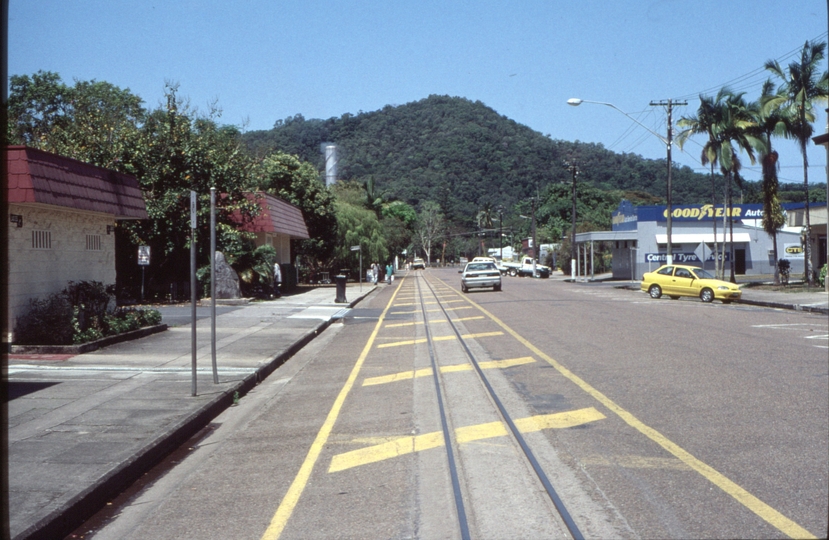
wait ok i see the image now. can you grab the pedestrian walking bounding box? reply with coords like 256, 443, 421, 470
371, 262, 378, 284
386, 263, 394, 284
273, 262, 282, 298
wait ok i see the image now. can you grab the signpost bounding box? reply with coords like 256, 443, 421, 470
351, 245, 361, 291
137, 246, 150, 302
190, 191, 197, 397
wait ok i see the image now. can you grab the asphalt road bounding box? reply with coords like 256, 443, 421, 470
75, 269, 828, 539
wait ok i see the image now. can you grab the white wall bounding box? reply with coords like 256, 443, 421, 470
6, 203, 116, 341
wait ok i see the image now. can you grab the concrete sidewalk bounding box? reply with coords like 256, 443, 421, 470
6, 282, 377, 540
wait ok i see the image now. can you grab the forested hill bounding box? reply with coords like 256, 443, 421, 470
242, 95, 718, 225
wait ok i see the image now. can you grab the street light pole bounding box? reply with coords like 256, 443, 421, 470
568, 98, 684, 265
563, 160, 578, 279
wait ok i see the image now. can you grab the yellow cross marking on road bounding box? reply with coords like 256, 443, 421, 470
328, 407, 606, 472
376, 331, 503, 348
384, 316, 484, 328
363, 357, 535, 386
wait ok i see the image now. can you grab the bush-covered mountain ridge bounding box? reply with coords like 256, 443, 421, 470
242, 95, 797, 227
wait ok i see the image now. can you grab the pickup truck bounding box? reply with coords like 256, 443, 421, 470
501, 257, 551, 278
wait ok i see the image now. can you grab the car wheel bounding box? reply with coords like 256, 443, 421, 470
648, 285, 662, 299
700, 288, 714, 303
669, 296, 680, 300
509, 269, 517, 277
461, 283, 468, 293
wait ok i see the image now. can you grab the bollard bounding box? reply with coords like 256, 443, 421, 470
335, 275, 348, 303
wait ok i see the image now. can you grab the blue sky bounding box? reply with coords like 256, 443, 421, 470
8, 0, 829, 187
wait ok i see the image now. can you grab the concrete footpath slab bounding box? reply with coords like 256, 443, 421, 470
6, 283, 377, 540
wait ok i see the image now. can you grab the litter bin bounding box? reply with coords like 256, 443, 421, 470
335, 274, 348, 303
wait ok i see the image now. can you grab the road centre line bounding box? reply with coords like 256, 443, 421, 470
260, 277, 407, 540
328, 407, 606, 473
362, 356, 536, 386
437, 278, 817, 539
377, 331, 503, 349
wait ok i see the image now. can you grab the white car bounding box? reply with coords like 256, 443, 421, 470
459, 261, 502, 293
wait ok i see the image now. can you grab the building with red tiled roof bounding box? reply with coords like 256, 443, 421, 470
233, 192, 310, 265
5, 146, 148, 341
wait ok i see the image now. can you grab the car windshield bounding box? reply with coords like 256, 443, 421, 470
466, 263, 494, 271
691, 268, 715, 280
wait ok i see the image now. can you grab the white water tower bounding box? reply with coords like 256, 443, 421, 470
322, 143, 338, 187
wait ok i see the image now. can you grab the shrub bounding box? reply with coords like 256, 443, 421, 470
14, 293, 75, 345
14, 283, 162, 345
819, 264, 827, 288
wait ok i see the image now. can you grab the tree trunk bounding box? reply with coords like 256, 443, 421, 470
800, 142, 813, 286
772, 231, 780, 285
728, 172, 736, 283
711, 163, 719, 277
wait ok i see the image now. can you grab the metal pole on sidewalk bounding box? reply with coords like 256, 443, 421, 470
190, 190, 197, 397
210, 187, 218, 384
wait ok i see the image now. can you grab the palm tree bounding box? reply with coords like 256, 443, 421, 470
765, 40, 829, 286
678, 90, 726, 278
717, 91, 762, 283
756, 80, 792, 285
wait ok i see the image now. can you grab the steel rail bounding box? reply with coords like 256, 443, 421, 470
415, 275, 471, 540
420, 273, 585, 540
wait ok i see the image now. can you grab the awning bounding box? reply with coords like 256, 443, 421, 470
655, 233, 752, 244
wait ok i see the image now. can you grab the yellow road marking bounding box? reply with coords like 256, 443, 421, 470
385, 319, 455, 328
452, 316, 485, 322
447, 283, 816, 540
329, 407, 605, 472
260, 278, 406, 540
376, 331, 503, 349
580, 454, 691, 471
363, 356, 535, 386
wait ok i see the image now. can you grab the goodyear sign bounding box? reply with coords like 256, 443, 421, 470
636, 204, 765, 222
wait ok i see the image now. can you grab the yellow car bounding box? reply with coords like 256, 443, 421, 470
640, 264, 742, 303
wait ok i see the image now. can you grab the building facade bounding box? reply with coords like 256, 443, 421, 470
5, 146, 147, 342
576, 200, 818, 280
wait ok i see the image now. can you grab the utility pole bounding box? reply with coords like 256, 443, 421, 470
650, 99, 687, 266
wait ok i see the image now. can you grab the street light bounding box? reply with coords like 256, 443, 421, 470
568, 98, 677, 266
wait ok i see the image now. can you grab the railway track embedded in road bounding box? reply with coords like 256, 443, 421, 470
413, 272, 584, 540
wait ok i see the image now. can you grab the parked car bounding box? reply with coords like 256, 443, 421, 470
459, 261, 502, 293
501, 257, 551, 278
640, 264, 742, 303
412, 258, 426, 270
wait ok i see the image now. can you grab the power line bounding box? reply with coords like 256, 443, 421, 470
671, 31, 829, 102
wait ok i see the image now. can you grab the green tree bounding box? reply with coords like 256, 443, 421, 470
765, 40, 829, 285
259, 151, 338, 269
7, 70, 145, 171
121, 83, 259, 291
678, 90, 730, 278
415, 201, 445, 265
333, 200, 388, 272
718, 91, 762, 282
